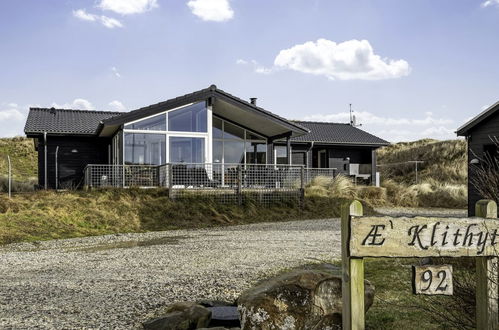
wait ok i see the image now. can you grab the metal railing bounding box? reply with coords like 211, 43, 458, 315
84, 164, 159, 188
84, 163, 337, 205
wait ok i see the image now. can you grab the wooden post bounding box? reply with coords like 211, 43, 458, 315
476, 199, 499, 330
341, 200, 365, 330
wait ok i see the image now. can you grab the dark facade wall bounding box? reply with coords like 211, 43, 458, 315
289, 144, 310, 166
466, 111, 499, 215
37, 136, 111, 189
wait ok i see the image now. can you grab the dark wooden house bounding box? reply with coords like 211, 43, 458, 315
24, 85, 389, 189
457, 101, 499, 216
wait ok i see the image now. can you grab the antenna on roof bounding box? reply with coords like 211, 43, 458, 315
349, 104, 362, 127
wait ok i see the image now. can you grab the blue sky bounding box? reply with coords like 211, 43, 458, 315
1, 0, 499, 141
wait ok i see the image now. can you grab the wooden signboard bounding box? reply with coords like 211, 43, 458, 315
412, 265, 453, 295
341, 199, 499, 330
349, 216, 499, 258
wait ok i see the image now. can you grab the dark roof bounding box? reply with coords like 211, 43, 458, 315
291, 121, 390, 146
24, 108, 124, 136
457, 101, 499, 136
102, 84, 309, 135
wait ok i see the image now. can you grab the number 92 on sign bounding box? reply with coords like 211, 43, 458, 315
412, 264, 453, 296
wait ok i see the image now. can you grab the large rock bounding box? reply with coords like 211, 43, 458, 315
143, 302, 212, 330
237, 264, 374, 330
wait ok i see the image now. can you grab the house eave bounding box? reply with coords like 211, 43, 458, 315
457, 100, 499, 136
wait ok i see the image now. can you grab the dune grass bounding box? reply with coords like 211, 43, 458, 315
0, 137, 37, 181
0, 188, 363, 245
377, 139, 467, 185
306, 174, 467, 209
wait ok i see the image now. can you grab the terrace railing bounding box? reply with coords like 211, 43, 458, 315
84, 163, 337, 204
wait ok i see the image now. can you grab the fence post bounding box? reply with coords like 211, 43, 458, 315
237, 165, 242, 205
7, 155, 11, 198
341, 200, 365, 330
167, 163, 173, 199
300, 166, 305, 208
476, 200, 499, 330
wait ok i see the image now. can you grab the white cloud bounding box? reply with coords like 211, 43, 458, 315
100, 16, 124, 28
187, 0, 234, 22
482, 0, 499, 7
73, 9, 97, 21
237, 59, 273, 74
0, 103, 27, 137
52, 98, 95, 110
249, 39, 411, 80
0, 108, 24, 122
98, 0, 158, 15
111, 67, 122, 78
303, 111, 456, 142
73, 9, 123, 28
108, 100, 127, 112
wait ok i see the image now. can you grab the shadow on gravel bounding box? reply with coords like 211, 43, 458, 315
72, 235, 191, 253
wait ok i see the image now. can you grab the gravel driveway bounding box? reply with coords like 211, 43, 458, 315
0, 219, 342, 329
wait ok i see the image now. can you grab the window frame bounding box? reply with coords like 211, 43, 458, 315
212, 115, 268, 165
121, 101, 211, 164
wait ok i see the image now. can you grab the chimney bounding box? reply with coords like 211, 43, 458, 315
250, 98, 257, 106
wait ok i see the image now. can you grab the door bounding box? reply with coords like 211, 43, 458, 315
318, 150, 327, 168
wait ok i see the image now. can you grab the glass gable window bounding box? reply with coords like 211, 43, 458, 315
168, 102, 207, 133
125, 133, 166, 165
125, 114, 166, 131
212, 116, 267, 165
223, 122, 244, 140
170, 137, 205, 163
212, 117, 223, 138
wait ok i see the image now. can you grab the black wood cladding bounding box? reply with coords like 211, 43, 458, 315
37, 136, 111, 189
466, 111, 499, 216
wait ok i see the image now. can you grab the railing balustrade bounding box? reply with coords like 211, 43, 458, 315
84, 163, 337, 204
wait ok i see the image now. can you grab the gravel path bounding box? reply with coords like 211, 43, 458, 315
0, 219, 341, 329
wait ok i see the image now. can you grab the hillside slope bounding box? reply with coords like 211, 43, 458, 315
377, 139, 467, 185
0, 137, 37, 181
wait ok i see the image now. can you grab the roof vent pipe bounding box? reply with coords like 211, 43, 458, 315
250, 98, 257, 106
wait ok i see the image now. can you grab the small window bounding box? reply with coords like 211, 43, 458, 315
168, 102, 207, 132
125, 114, 166, 131
275, 146, 288, 165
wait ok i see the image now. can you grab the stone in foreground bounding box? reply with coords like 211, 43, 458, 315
237, 264, 374, 330
143, 302, 211, 330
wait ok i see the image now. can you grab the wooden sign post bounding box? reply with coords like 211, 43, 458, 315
341, 199, 499, 330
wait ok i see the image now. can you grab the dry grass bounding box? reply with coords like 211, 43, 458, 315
0, 188, 360, 245
0, 137, 38, 182
377, 139, 467, 185
306, 175, 386, 207
375, 139, 467, 208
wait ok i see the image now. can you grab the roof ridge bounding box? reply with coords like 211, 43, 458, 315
29, 107, 126, 114
292, 120, 350, 125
